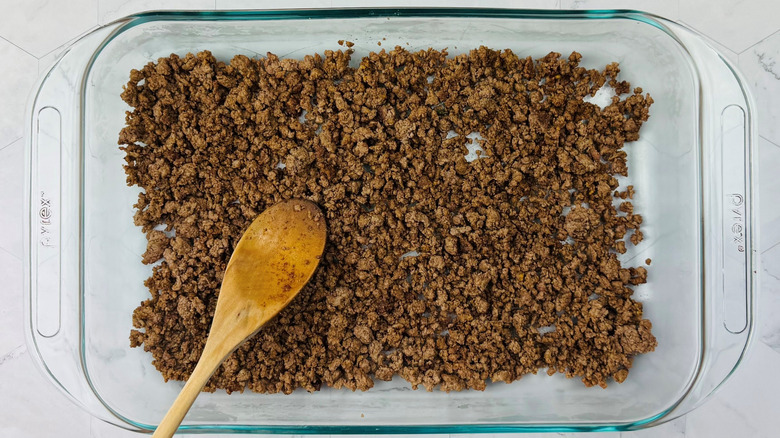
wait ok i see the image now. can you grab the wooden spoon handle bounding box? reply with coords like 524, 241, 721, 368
151, 343, 227, 438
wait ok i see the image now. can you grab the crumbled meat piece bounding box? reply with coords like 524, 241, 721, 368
141, 230, 167, 264
564, 206, 600, 239
121, 47, 656, 394
631, 229, 644, 245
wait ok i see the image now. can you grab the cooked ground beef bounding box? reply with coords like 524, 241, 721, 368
120, 46, 656, 394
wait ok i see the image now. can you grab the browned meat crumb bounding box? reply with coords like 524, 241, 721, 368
646, 258, 652, 265
120, 47, 656, 394
631, 229, 644, 245
141, 230, 168, 265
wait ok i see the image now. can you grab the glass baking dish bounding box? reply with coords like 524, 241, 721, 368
23, 8, 758, 434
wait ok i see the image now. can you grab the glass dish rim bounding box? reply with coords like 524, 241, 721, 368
70, 7, 720, 434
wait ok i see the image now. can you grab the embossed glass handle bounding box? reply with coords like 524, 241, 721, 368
649, 17, 758, 425
720, 105, 749, 334
24, 20, 131, 427
32, 106, 63, 338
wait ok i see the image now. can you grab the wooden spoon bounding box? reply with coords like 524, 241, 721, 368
152, 199, 327, 438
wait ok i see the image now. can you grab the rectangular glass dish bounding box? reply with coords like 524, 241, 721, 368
24, 8, 758, 433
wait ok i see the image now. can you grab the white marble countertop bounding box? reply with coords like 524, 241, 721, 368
1, 0, 778, 437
